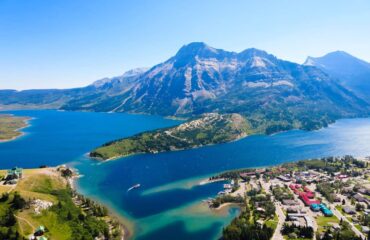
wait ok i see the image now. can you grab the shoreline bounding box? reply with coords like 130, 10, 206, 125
87, 115, 363, 163
91, 133, 250, 162
0, 115, 33, 143
68, 167, 133, 239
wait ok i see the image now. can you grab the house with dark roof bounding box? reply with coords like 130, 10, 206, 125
353, 193, 366, 202
342, 206, 356, 215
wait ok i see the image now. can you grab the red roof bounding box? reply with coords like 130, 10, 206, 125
290, 184, 319, 205
300, 193, 320, 205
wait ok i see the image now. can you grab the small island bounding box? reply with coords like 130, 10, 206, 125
0, 166, 126, 239
0, 114, 30, 142
90, 113, 251, 160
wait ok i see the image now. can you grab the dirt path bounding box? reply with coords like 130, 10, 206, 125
15, 215, 35, 235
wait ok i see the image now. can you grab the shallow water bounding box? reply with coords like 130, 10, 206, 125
1, 110, 370, 239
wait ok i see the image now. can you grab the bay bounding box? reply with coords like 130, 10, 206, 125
1, 110, 370, 239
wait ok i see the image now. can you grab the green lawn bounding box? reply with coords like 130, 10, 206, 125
316, 215, 339, 233
265, 213, 279, 230
0, 115, 29, 141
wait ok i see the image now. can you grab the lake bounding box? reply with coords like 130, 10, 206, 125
1, 110, 370, 239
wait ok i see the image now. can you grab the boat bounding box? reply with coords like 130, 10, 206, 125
127, 184, 141, 192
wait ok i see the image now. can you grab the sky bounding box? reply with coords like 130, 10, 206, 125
1, 0, 370, 90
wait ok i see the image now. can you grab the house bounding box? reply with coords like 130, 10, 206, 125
353, 193, 366, 202
256, 207, 266, 213
34, 225, 45, 237
357, 188, 369, 195
333, 195, 341, 202
362, 226, 370, 233
304, 216, 314, 229
6, 167, 23, 181
282, 199, 297, 206
240, 172, 256, 178
364, 209, 370, 215
277, 175, 291, 182
342, 206, 356, 215
331, 223, 341, 231
256, 219, 264, 228
287, 207, 299, 213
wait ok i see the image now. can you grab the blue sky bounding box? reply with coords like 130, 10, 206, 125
1, 0, 370, 90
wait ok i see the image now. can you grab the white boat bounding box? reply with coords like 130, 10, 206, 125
127, 184, 141, 192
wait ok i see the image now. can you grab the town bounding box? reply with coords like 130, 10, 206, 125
209, 156, 370, 240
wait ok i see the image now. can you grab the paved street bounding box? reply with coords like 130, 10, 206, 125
259, 180, 285, 240
315, 191, 365, 240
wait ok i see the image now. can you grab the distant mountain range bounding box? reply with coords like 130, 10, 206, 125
305, 51, 370, 102
1, 42, 370, 133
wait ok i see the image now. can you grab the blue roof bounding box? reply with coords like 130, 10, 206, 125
319, 204, 333, 216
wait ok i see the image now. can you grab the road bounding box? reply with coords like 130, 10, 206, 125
331, 206, 365, 239
315, 190, 365, 240
259, 179, 285, 240
272, 203, 285, 240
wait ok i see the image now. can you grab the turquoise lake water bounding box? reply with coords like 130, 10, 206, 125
1, 110, 370, 239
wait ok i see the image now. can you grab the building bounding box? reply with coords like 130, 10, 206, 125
289, 184, 321, 206
320, 204, 333, 216
282, 199, 297, 206
353, 193, 366, 202
287, 214, 314, 228
287, 207, 299, 213
357, 188, 369, 195
6, 167, 23, 181
277, 175, 291, 182
300, 194, 320, 206
362, 226, 370, 233
342, 206, 356, 215
310, 203, 333, 216
310, 204, 321, 212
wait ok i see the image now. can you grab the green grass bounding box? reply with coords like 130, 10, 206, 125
316, 215, 339, 233
0, 115, 29, 141
25, 210, 72, 239
265, 213, 279, 230
355, 224, 361, 232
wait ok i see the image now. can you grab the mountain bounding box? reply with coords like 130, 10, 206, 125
0, 68, 148, 111
1, 42, 369, 134
63, 42, 369, 132
304, 51, 370, 102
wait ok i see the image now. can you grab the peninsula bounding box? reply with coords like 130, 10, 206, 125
0, 114, 30, 142
90, 113, 251, 160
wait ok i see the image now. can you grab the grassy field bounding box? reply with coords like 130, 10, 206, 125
0, 167, 123, 239
0, 114, 29, 141
316, 215, 339, 234
265, 213, 279, 230
0, 168, 70, 237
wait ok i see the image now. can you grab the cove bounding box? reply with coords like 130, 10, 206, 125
1, 110, 370, 239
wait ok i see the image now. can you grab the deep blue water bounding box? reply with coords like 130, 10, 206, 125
1, 110, 370, 240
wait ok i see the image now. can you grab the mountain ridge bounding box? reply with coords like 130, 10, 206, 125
1, 42, 369, 134
304, 51, 370, 102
